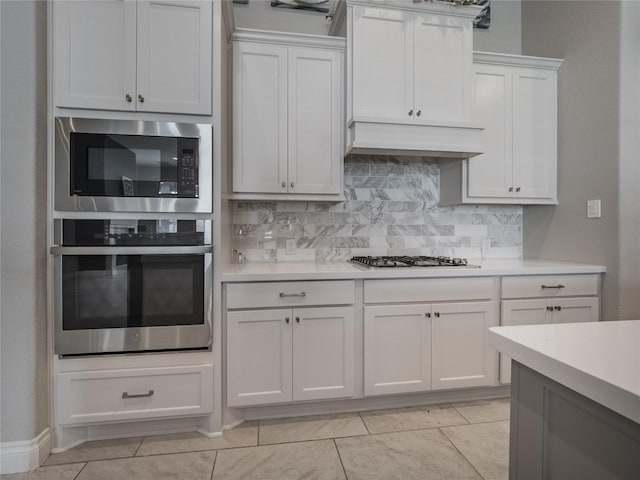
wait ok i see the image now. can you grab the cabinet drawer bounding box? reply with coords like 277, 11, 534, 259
364, 277, 495, 304
226, 281, 355, 309
56, 364, 213, 425
501, 275, 598, 299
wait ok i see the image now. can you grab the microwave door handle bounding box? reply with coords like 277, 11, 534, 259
50, 245, 213, 256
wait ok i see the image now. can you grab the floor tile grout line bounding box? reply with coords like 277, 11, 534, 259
209, 450, 218, 480
72, 462, 88, 480
133, 436, 145, 457
438, 427, 488, 480
332, 438, 350, 480
357, 411, 371, 435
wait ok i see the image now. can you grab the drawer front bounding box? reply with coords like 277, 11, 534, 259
56, 364, 213, 425
226, 281, 355, 309
364, 277, 495, 304
501, 275, 599, 299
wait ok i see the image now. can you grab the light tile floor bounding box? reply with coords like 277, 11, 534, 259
2, 398, 510, 480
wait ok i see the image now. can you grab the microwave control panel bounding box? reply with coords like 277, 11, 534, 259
178, 138, 198, 197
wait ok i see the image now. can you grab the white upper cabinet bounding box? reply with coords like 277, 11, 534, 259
440, 53, 562, 205
53, 0, 212, 115
232, 30, 345, 199
341, 1, 484, 157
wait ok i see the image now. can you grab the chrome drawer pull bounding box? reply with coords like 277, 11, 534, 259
541, 284, 565, 289
279, 292, 306, 298
122, 390, 154, 399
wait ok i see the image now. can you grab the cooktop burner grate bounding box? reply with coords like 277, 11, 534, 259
350, 255, 479, 268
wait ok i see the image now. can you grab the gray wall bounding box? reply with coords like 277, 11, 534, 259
233, 0, 522, 54
0, 1, 49, 442
521, 1, 621, 320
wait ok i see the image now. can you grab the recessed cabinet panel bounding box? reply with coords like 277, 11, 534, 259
468, 65, 513, 198
413, 13, 470, 123
288, 49, 342, 194
54, 0, 137, 111
352, 7, 413, 121
513, 68, 557, 199
364, 305, 431, 396
227, 309, 292, 407
551, 297, 599, 324
137, 0, 212, 114
431, 302, 497, 390
233, 43, 288, 194
293, 307, 354, 401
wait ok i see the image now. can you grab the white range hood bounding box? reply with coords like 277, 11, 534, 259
334, 0, 484, 158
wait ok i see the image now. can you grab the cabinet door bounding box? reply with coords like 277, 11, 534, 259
233, 42, 288, 193
53, 0, 136, 111
413, 12, 473, 123
364, 304, 431, 396
137, 0, 212, 114
552, 297, 599, 324
292, 307, 355, 401
500, 298, 552, 384
351, 6, 413, 121
227, 309, 292, 407
467, 64, 514, 198
431, 301, 498, 390
288, 48, 343, 195
512, 67, 557, 200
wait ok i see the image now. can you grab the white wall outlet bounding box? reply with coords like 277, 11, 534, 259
285, 238, 297, 255
587, 199, 601, 219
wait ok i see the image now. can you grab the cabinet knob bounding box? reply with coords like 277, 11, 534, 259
125, 94, 132, 103
554, 306, 562, 311
285, 317, 290, 324
434, 312, 440, 318
290, 182, 295, 189
408, 109, 413, 116
425, 312, 431, 318
547, 306, 554, 311
296, 317, 300, 323
281, 181, 286, 188
508, 187, 514, 192
416, 110, 422, 117
516, 187, 521, 192
138, 94, 145, 103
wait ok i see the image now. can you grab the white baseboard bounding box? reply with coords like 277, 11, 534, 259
0, 428, 51, 475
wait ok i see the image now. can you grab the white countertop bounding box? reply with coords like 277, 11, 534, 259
221, 258, 606, 282
489, 320, 640, 424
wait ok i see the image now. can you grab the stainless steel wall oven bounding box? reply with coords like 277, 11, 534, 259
52, 219, 212, 355
55, 117, 212, 213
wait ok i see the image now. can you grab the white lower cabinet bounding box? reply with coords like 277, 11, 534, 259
227, 306, 354, 407
364, 301, 497, 396
56, 364, 213, 425
500, 296, 599, 383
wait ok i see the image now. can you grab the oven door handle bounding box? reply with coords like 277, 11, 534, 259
50, 245, 213, 256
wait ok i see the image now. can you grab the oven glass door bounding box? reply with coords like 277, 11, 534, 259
62, 254, 204, 331
70, 133, 198, 198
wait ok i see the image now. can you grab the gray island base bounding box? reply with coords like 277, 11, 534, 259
509, 362, 640, 480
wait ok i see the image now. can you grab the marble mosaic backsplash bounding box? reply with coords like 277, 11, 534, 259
232, 155, 523, 263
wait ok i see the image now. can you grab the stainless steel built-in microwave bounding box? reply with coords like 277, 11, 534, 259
55, 117, 212, 213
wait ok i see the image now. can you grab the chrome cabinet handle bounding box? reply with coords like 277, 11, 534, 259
408, 109, 413, 116
416, 110, 422, 117
281, 181, 286, 188
125, 94, 132, 103
279, 292, 306, 298
541, 284, 565, 289
138, 94, 145, 103
122, 390, 154, 399
285, 317, 290, 324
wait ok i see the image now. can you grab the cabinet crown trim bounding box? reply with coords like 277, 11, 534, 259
346, 0, 482, 19
473, 51, 563, 70
231, 28, 346, 50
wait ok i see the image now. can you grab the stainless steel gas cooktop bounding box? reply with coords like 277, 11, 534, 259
350, 255, 480, 268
